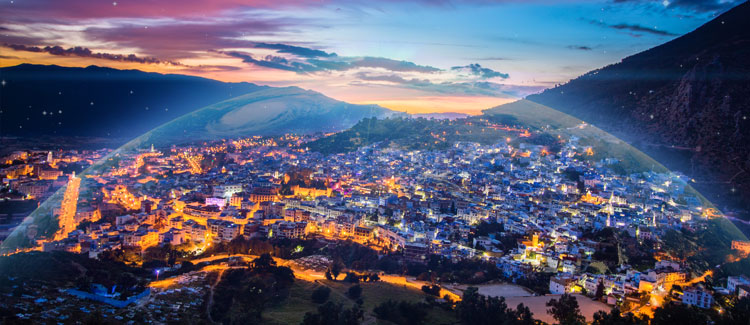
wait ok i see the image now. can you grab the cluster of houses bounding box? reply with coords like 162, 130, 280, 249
6, 131, 744, 313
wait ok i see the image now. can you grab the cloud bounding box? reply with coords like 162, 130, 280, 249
4, 44, 183, 65
353, 71, 540, 97
609, 23, 677, 36
222, 50, 441, 74
588, 19, 677, 36
222, 51, 318, 72
252, 42, 336, 58
180, 65, 245, 73
567, 45, 592, 51
5, 44, 246, 73
348, 57, 441, 73
451, 63, 509, 79
82, 18, 292, 60
355, 72, 430, 86
611, 0, 742, 13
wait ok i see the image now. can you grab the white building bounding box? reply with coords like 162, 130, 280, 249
549, 276, 576, 294
682, 286, 713, 309
727, 275, 750, 293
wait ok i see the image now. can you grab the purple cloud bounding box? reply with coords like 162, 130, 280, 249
5, 44, 182, 65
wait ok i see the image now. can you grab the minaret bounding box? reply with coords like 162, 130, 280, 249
47, 151, 53, 163
150, 144, 155, 153
606, 213, 611, 227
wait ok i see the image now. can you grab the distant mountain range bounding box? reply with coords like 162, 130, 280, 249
0, 64, 398, 144
525, 1, 750, 214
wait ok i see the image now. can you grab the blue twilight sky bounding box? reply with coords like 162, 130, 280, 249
0, 0, 742, 113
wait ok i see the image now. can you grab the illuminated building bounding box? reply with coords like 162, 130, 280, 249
74, 207, 101, 224
183, 219, 207, 243
213, 184, 242, 199
731, 240, 750, 256
205, 197, 226, 208
249, 186, 279, 202
353, 226, 373, 241
123, 229, 159, 250
207, 219, 241, 243
271, 221, 307, 239
15, 181, 52, 199
549, 276, 576, 294
404, 242, 429, 263
183, 204, 221, 219
291, 185, 332, 198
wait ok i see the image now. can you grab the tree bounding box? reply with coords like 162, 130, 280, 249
546, 294, 585, 325
374, 300, 429, 325
347, 284, 362, 299
421, 284, 441, 296
311, 286, 331, 304
325, 270, 334, 280
239, 278, 269, 321
514, 303, 536, 325
251, 253, 276, 271
456, 287, 537, 325
344, 272, 360, 283
592, 308, 649, 325
595, 281, 605, 300
329, 260, 343, 280
652, 302, 709, 325
302, 301, 363, 325
340, 303, 364, 324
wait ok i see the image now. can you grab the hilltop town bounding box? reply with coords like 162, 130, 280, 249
1, 120, 749, 323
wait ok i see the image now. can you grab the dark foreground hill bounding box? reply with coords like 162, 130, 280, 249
0, 64, 266, 139
525, 1, 750, 215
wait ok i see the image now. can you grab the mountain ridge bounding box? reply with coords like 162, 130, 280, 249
524, 1, 750, 215
0, 64, 399, 145
0, 63, 267, 139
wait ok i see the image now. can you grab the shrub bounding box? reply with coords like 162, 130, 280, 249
311, 286, 331, 304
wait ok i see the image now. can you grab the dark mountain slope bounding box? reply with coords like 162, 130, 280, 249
0, 64, 266, 138
526, 1, 750, 214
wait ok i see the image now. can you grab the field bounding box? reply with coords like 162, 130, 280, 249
503, 294, 610, 324
263, 278, 458, 324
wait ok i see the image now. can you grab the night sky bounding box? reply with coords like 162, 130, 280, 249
0, 0, 742, 113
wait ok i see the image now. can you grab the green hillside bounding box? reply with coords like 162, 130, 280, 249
305, 116, 519, 154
